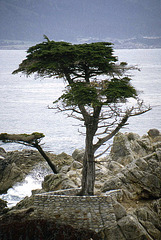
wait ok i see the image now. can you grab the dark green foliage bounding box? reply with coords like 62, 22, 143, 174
58, 77, 137, 107
58, 82, 98, 106
12, 38, 148, 196
12, 40, 117, 82
13, 38, 137, 108
101, 77, 137, 103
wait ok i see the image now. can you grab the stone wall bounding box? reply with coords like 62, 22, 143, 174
33, 188, 120, 232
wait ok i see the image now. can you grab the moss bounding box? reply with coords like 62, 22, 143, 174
0, 132, 45, 144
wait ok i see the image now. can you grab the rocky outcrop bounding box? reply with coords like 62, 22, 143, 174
72, 149, 84, 162
0, 129, 161, 239
102, 152, 161, 200
98, 129, 161, 239
0, 149, 73, 194
109, 131, 154, 165
102, 130, 161, 200
42, 173, 77, 192
0, 149, 44, 193
98, 197, 161, 240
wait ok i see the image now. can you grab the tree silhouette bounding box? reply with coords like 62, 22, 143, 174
13, 38, 151, 195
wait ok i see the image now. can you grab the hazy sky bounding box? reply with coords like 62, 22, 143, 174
0, 0, 161, 42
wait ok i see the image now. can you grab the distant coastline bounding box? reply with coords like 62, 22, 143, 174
1, 36, 161, 50
0, 40, 36, 50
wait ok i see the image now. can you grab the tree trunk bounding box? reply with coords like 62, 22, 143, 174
80, 125, 95, 196
78, 106, 101, 196
34, 141, 58, 174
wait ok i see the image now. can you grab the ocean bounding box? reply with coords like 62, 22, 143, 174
0, 48, 161, 206
0, 49, 161, 154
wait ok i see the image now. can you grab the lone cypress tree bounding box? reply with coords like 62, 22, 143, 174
13, 38, 151, 195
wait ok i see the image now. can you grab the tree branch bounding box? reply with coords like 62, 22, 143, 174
93, 104, 151, 153
0, 132, 58, 174
94, 144, 112, 159
93, 108, 133, 152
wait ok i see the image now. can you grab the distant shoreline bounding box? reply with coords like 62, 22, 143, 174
1, 37, 161, 50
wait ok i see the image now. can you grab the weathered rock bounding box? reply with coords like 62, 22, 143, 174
0, 150, 74, 194
102, 152, 161, 200
13, 195, 35, 210
102, 130, 161, 201
134, 207, 161, 239
0, 150, 45, 193
108, 161, 124, 174
110, 132, 153, 166
0, 147, 6, 155
117, 215, 153, 239
48, 152, 73, 170
71, 160, 83, 169
66, 169, 82, 187
72, 149, 84, 162
60, 165, 71, 173
148, 128, 160, 138
113, 201, 127, 220
99, 198, 161, 240
42, 173, 77, 192
0, 163, 24, 194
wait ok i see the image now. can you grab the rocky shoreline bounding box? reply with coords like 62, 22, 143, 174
0, 129, 161, 239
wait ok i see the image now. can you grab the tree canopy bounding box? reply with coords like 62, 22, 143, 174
13, 38, 151, 195
13, 40, 125, 82
13, 39, 138, 109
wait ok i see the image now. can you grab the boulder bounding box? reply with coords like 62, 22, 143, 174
134, 206, 161, 239
66, 169, 82, 187
70, 160, 83, 169
72, 149, 84, 162
42, 173, 77, 192
0, 163, 24, 194
117, 215, 153, 240
110, 132, 153, 166
48, 152, 73, 169
148, 128, 160, 138
102, 152, 161, 200
0, 147, 6, 156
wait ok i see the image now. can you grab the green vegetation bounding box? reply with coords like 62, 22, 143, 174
13, 38, 151, 195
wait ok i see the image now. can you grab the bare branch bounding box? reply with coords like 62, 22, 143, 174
78, 128, 86, 136
93, 107, 133, 152
94, 144, 112, 159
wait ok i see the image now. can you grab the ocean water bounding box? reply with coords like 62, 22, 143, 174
0, 49, 161, 154
0, 50, 84, 154
0, 49, 161, 206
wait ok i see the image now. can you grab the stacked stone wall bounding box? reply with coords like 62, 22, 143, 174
33, 188, 119, 232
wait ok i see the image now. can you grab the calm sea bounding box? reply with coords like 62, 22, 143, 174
0, 49, 161, 155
